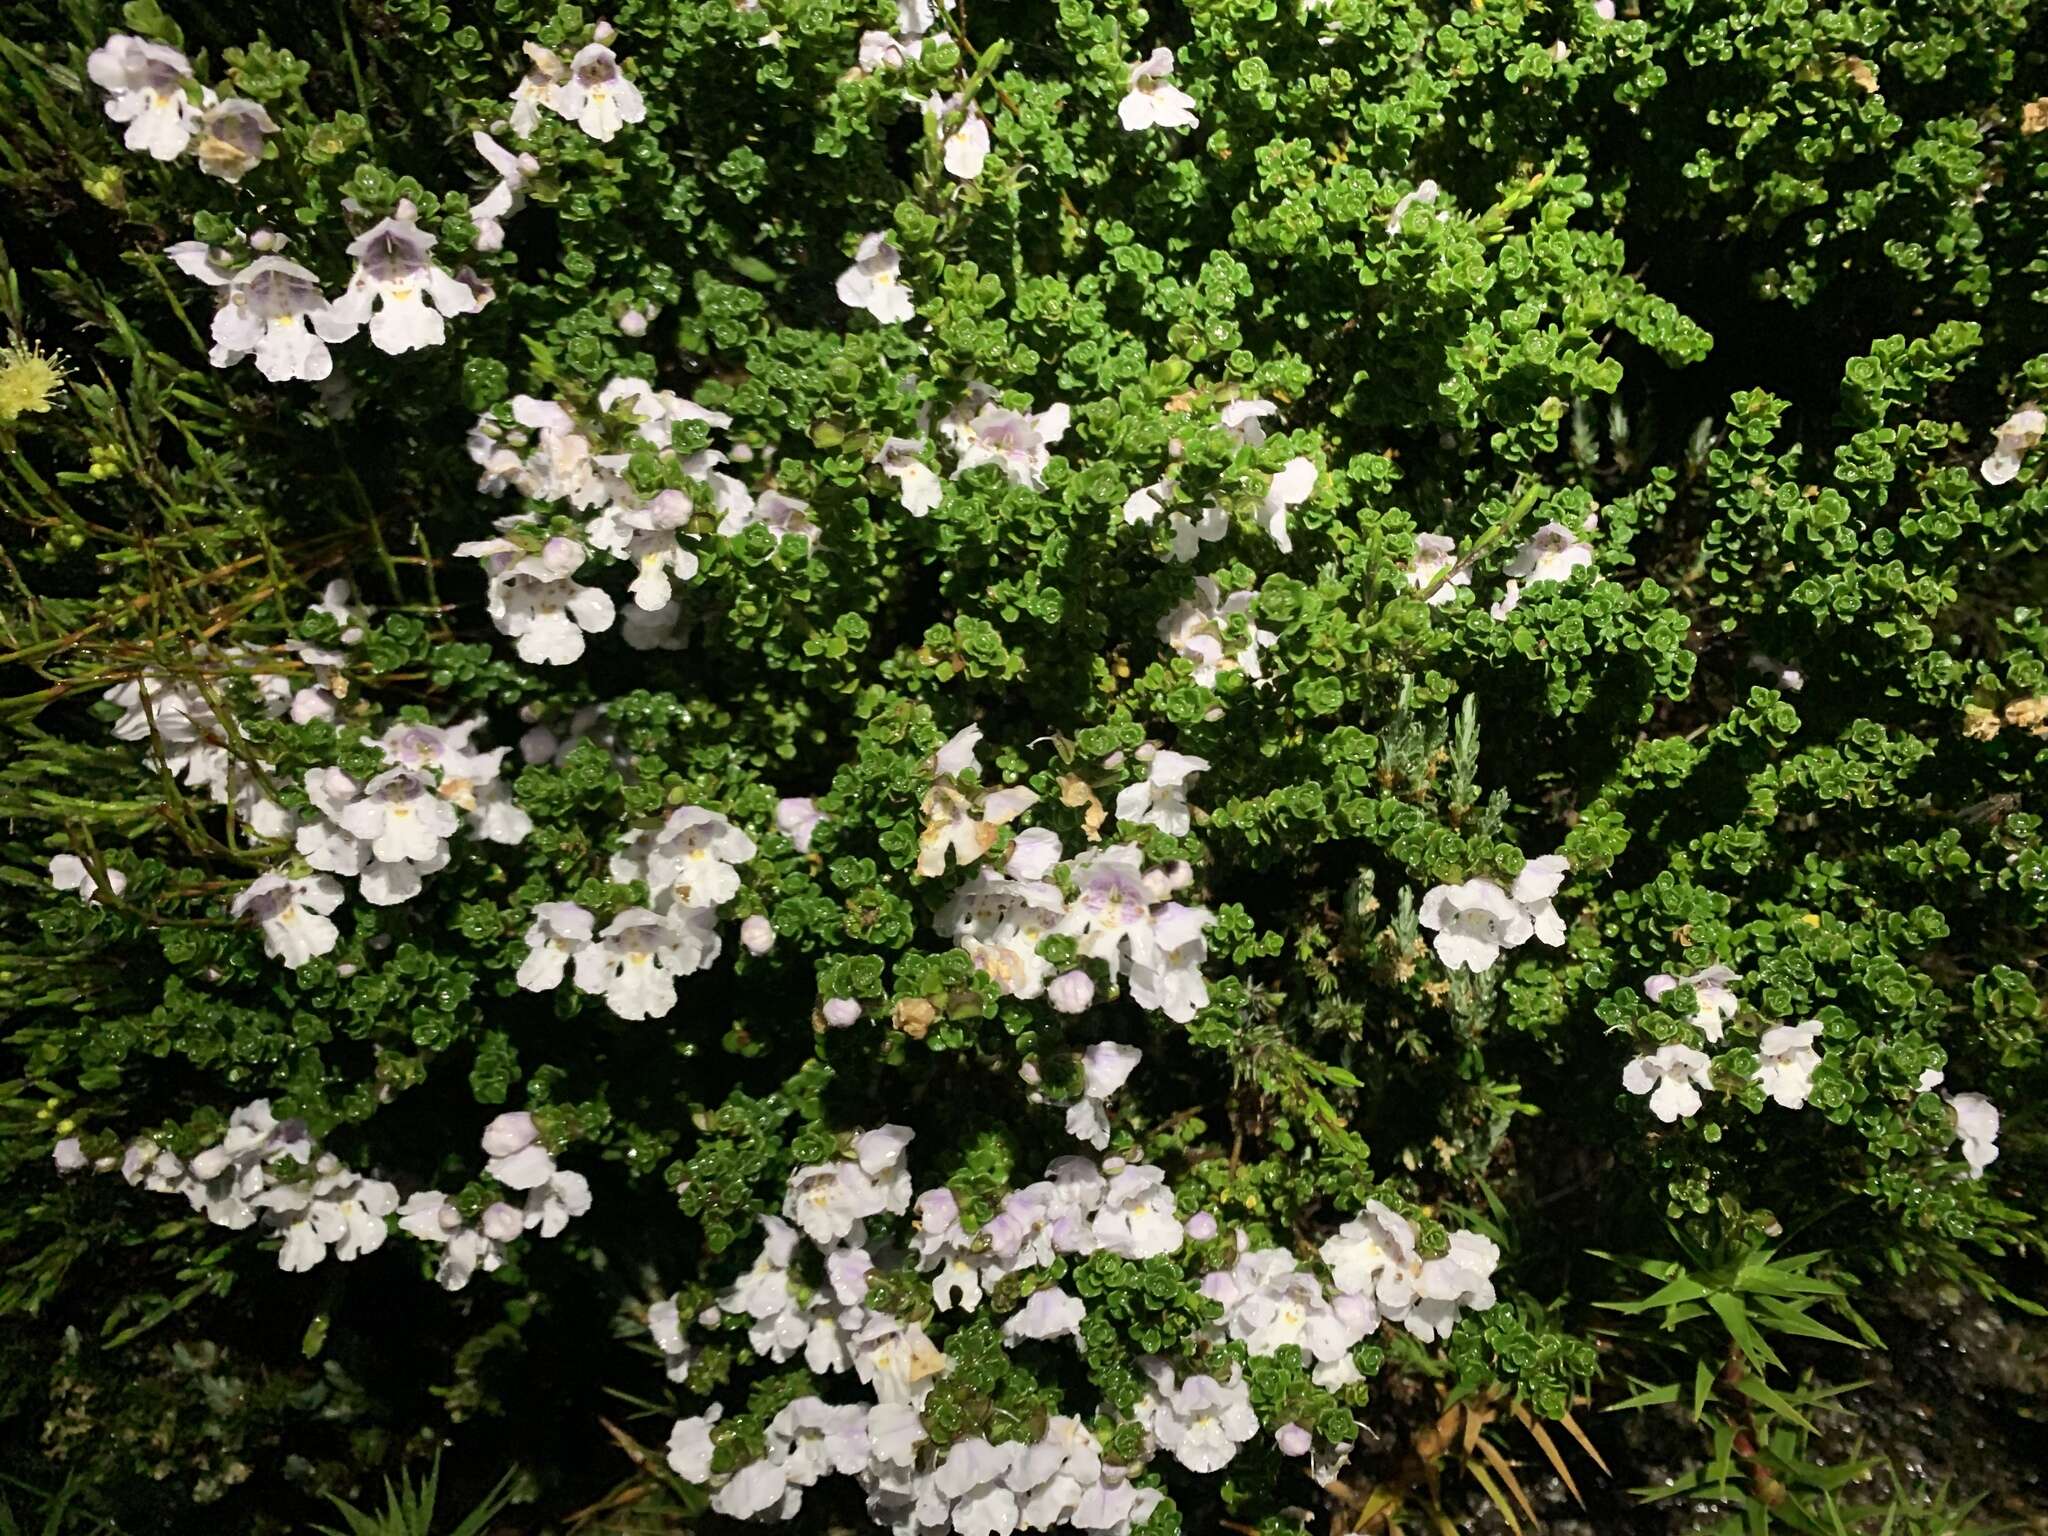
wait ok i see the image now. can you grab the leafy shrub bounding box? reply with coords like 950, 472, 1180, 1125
1, 0, 2043, 1530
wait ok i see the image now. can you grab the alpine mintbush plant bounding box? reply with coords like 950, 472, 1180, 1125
1, 0, 2044, 1530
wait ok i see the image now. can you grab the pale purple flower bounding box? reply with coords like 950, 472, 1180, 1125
1505, 520, 1595, 585
1645, 964, 1740, 1042
837, 233, 915, 324
1002, 1287, 1087, 1344
1047, 968, 1095, 1014
87, 35, 204, 160
554, 43, 645, 141
1144, 1365, 1257, 1473
1406, 532, 1468, 605
1754, 1021, 1823, 1109
823, 996, 862, 1027
517, 901, 594, 990
326, 213, 479, 355
776, 796, 825, 853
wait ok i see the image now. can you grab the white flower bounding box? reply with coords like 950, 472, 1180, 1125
1041, 970, 1093, 1019
930, 94, 992, 179
852, 1313, 950, 1405
1006, 826, 1064, 879
945, 396, 1071, 490
783, 1126, 915, 1246
878, 436, 944, 516
589, 493, 700, 614
1220, 398, 1280, 446
1118, 48, 1199, 132
1322, 1202, 1417, 1310
232, 872, 342, 968
1144, 1365, 1257, 1473
554, 43, 645, 141
1510, 853, 1570, 947
480, 1110, 556, 1190
517, 902, 594, 990
1595, 0, 1617, 16
1505, 520, 1595, 585
575, 906, 721, 1019
837, 233, 916, 324
327, 213, 478, 356
635, 804, 757, 908
935, 723, 984, 779
1386, 178, 1442, 234
1160, 576, 1274, 688
934, 1438, 1024, 1536
1061, 1041, 1143, 1149
740, 914, 776, 954
1754, 1021, 1824, 1109
1002, 1287, 1087, 1344
1406, 1229, 1502, 1341
712, 1457, 796, 1520
458, 531, 617, 664
472, 132, 539, 251
509, 42, 569, 136
87, 35, 205, 160
1092, 1164, 1184, 1259
398, 1190, 509, 1290
525, 1167, 592, 1237
1127, 901, 1213, 1022
1644, 964, 1740, 1042
1981, 407, 2044, 486
1256, 457, 1317, 553
1418, 878, 1530, 972
49, 853, 125, 904
255, 1165, 398, 1272
170, 248, 346, 383
1114, 749, 1209, 837
1406, 532, 1468, 605
719, 488, 819, 548
1623, 1043, 1714, 1123
666, 1407, 723, 1480
339, 766, 459, 904
858, 30, 923, 70
1948, 1092, 2000, 1176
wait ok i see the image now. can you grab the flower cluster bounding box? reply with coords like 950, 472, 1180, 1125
1120, 395, 1318, 561
170, 205, 483, 379
661, 1107, 1503, 1524
938, 842, 1215, 1023
87, 34, 275, 174
1418, 855, 1570, 973
516, 805, 755, 1019
398, 1112, 592, 1290
1622, 973, 2003, 1175
460, 375, 770, 659
107, 1101, 397, 1272
507, 25, 646, 142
